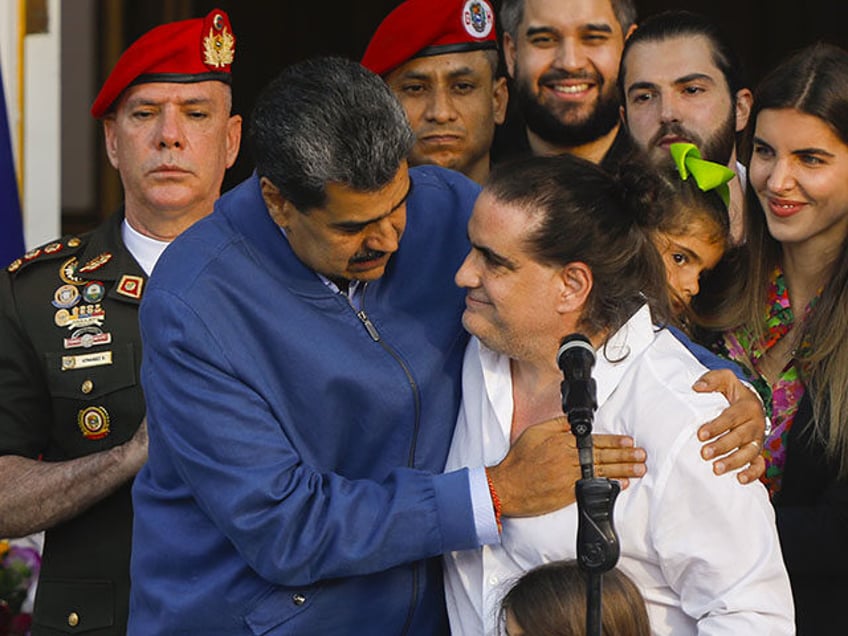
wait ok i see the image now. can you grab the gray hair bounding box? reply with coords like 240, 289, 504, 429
499, 0, 637, 39
248, 56, 415, 210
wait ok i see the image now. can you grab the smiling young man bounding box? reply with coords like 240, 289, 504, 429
618, 10, 753, 243
0, 10, 241, 633
498, 0, 637, 168
362, 0, 508, 183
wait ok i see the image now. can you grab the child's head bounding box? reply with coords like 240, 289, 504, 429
499, 561, 651, 636
649, 167, 729, 316
621, 145, 732, 320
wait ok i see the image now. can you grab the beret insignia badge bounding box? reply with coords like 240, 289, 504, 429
203, 15, 235, 69
463, 0, 494, 38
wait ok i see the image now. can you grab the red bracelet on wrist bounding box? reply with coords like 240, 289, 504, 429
485, 468, 503, 533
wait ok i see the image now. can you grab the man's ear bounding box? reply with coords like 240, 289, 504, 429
493, 76, 509, 126
225, 114, 243, 169
557, 262, 593, 313
503, 32, 517, 79
260, 177, 296, 229
103, 117, 120, 170
734, 88, 753, 133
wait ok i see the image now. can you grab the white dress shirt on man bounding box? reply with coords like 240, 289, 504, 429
444, 305, 794, 636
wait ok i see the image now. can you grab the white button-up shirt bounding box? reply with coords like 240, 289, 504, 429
444, 305, 794, 635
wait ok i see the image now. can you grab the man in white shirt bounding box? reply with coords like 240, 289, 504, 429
443, 153, 794, 635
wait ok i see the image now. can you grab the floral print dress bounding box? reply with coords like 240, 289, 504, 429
715, 266, 818, 497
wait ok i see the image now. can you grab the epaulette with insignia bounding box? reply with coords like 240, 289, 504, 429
6, 236, 84, 275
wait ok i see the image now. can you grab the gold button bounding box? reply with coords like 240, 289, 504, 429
81, 379, 94, 394
67, 238, 81, 247
68, 611, 79, 627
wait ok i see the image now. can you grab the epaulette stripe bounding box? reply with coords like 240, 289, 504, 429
5, 237, 84, 274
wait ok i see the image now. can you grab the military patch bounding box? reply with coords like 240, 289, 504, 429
59, 257, 86, 285
116, 275, 144, 300
52, 284, 81, 309
61, 350, 113, 371
78, 252, 112, 273
77, 406, 110, 440
82, 281, 106, 303
54, 304, 105, 330
64, 326, 112, 349
6, 258, 22, 273
464, 0, 494, 38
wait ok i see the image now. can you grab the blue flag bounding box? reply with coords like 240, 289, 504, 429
0, 58, 24, 267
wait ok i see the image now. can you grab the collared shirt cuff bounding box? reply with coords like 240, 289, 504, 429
468, 466, 500, 546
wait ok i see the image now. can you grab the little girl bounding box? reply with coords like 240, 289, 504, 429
622, 143, 734, 330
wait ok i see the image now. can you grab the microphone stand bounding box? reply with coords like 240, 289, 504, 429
560, 351, 621, 636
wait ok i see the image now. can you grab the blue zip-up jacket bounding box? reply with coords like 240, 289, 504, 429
129, 166, 481, 635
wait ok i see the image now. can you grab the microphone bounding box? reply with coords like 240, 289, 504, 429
557, 333, 597, 439
558, 334, 620, 635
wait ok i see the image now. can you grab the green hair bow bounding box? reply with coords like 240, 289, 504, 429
669, 142, 735, 207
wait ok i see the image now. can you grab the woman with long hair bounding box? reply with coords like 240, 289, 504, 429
703, 42, 848, 634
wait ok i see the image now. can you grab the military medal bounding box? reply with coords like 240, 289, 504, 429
64, 326, 112, 350
77, 406, 110, 440
59, 257, 86, 285
52, 284, 81, 309
78, 252, 112, 273
82, 281, 106, 303
54, 304, 106, 329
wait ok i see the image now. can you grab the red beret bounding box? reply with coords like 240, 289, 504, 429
91, 8, 235, 119
362, 0, 498, 77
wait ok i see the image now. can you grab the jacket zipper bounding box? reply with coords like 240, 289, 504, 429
347, 286, 422, 635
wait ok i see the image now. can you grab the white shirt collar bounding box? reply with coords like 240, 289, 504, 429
592, 304, 655, 407
121, 219, 170, 276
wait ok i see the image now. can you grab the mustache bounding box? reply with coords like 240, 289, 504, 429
648, 122, 699, 148
349, 249, 387, 264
